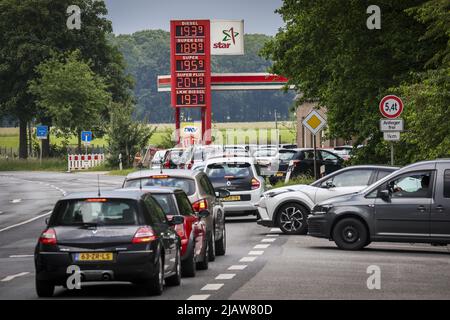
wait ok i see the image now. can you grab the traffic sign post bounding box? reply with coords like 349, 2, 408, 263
302, 110, 327, 180
36, 126, 48, 165
379, 95, 404, 166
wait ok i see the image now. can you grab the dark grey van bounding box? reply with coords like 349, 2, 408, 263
307, 160, 450, 250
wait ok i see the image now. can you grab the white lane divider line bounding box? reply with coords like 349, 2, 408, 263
240, 256, 257, 262
215, 273, 236, 280
9, 255, 34, 258
248, 250, 264, 255
266, 234, 279, 237
0, 210, 52, 233
1, 272, 30, 282
11, 199, 22, 203
270, 228, 281, 233
254, 244, 270, 249
228, 265, 247, 270
261, 238, 277, 243
201, 283, 224, 291
187, 294, 210, 300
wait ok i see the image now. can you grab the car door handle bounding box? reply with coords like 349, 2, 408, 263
436, 205, 445, 213
417, 205, 427, 213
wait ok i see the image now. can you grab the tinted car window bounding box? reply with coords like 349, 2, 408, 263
302, 150, 316, 160
153, 194, 178, 215
389, 172, 432, 198
175, 192, 195, 216
444, 170, 450, 198
200, 175, 215, 196
320, 150, 339, 161
52, 199, 139, 226
144, 196, 167, 223
206, 162, 253, 178
124, 177, 196, 196
279, 150, 296, 161
331, 170, 373, 187
377, 170, 393, 180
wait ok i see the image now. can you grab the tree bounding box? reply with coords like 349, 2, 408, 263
0, 0, 132, 158
29, 51, 111, 150
106, 101, 155, 168
261, 0, 446, 164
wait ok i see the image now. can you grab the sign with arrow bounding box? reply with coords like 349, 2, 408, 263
81, 131, 92, 145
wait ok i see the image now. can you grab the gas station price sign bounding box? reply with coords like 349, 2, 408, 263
171, 20, 211, 108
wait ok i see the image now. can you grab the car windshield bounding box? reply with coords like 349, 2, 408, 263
152, 151, 165, 162
254, 149, 278, 157
52, 199, 139, 226
124, 177, 196, 196
152, 194, 178, 215
206, 162, 252, 178
279, 150, 297, 161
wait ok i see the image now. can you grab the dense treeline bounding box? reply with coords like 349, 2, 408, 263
109, 31, 295, 123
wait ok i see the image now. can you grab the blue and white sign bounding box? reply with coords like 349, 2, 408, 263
36, 125, 48, 140
81, 131, 93, 144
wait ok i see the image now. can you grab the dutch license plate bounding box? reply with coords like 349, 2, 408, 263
276, 172, 284, 177
222, 195, 241, 202
75, 252, 113, 261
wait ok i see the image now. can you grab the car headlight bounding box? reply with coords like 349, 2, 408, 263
312, 204, 333, 215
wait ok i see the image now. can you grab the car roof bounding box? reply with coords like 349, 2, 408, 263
126, 169, 201, 180
61, 190, 149, 201
116, 187, 183, 194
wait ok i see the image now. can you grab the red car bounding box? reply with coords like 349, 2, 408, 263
143, 187, 209, 277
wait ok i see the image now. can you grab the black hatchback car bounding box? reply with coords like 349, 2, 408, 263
34, 190, 183, 297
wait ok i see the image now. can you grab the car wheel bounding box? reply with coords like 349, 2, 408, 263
196, 237, 209, 270
166, 248, 181, 286
208, 231, 216, 262
181, 244, 196, 277
35, 278, 55, 298
276, 203, 308, 235
332, 218, 368, 250
145, 254, 164, 295
215, 224, 226, 256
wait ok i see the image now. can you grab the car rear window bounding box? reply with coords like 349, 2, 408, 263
206, 162, 253, 178
51, 199, 139, 226
152, 194, 178, 215
254, 149, 278, 157
279, 150, 296, 161
124, 177, 196, 196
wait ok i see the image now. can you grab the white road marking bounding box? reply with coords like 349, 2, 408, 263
1, 272, 30, 282
187, 295, 210, 300
254, 244, 270, 249
248, 250, 264, 255
216, 273, 236, 280
228, 265, 247, 270
11, 199, 22, 203
266, 234, 279, 237
0, 210, 52, 233
270, 228, 281, 232
9, 255, 34, 258
240, 256, 257, 262
261, 238, 277, 243
201, 283, 224, 291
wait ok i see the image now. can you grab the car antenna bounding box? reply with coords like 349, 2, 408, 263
97, 174, 101, 197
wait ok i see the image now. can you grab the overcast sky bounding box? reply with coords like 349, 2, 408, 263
104, 0, 284, 35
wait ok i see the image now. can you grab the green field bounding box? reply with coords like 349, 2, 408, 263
0, 125, 296, 151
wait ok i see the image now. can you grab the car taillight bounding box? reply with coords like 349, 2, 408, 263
192, 199, 208, 212
39, 228, 57, 245
132, 226, 157, 243
251, 178, 261, 190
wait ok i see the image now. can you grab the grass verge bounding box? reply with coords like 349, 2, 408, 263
0, 158, 67, 171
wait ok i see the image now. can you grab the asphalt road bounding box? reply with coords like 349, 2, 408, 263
0, 171, 449, 300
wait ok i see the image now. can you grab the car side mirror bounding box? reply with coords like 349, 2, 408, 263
169, 215, 184, 225
379, 189, 391, 202
198, 210, 210, 218
215, 189, 230, 199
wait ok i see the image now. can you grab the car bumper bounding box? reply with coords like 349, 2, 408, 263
222, 189, 262, 216
256, 206, 274, 227
35, 250, 157, 284
307, 214, 331, 239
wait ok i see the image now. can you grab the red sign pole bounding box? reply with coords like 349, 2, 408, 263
170, 20, 211, 145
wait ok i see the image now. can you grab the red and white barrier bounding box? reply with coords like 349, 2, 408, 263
68, 154, 105, 171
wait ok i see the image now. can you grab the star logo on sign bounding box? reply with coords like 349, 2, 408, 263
222, 27, 239, 44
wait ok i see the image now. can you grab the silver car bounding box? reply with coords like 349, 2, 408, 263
122, 169, 228, 261
204, 156, 265, 216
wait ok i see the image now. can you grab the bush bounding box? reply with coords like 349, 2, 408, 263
270, 175, 315, 189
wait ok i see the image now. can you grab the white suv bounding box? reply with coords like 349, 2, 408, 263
204, 156, 265, 216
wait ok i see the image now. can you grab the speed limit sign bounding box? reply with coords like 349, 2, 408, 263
379, 95, 404, 119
